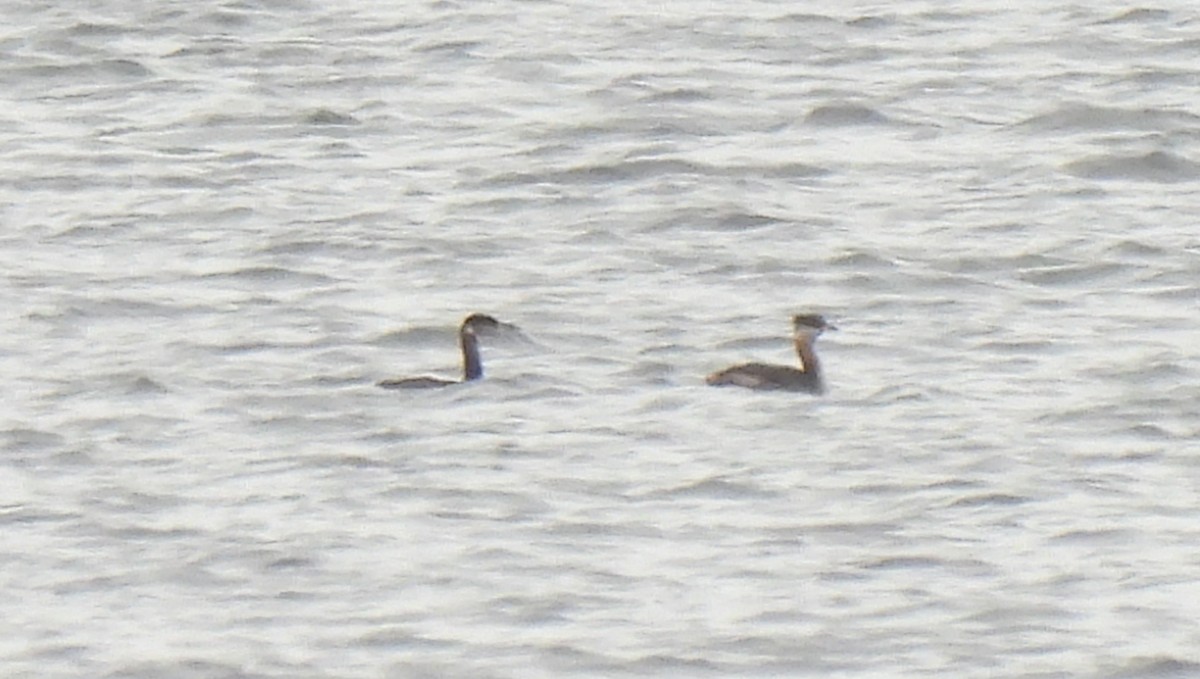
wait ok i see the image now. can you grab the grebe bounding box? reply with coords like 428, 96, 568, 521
377, 313, 512, 389
706, 314, 835, 394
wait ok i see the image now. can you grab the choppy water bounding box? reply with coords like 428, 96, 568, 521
3, 2, 1199, 677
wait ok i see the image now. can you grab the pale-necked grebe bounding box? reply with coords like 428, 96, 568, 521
378, 313, 512, 389
706, 314, 835, 394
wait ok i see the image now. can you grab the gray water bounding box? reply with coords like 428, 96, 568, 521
3, 2, 1199, 677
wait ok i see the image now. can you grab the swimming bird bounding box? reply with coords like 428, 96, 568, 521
705, 314, 835, 394
378, 313, 512, 389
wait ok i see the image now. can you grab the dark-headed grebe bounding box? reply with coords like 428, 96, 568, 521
378, 313, 511, 389
706, 314, 835, 394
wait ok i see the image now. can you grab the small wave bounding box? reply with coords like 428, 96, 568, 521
645, 87, 713, 103
481, 158, 702, 187
859, 555, 948, 570
756, 162, 829, 178
643, 208, 797, 234
215, 340, 319, 354
976, 339, 1055, 354
1064, 150, 1200, 182
1123, 423, 1177, 440
1106, 238, 1169, 259
776, 13, 842, 26
484, 157, 825, 191
15, 59, 154, 87
804, 104, 890, 127
1100, 657, 1200, 679
265, 556, 316, 571
67, 21, 127, 37
257, 238, 376, 257
29, 297, 200, 321
372, 325, 453, 347
861, 556, 993, 576
413, 39, 483, 56
948, 492, 1030, 508
1096, 8, 1171, 25
646, 476, 778, 500
512, 385, 585, 400
846, 15, 895, 29
2, 428, 66, 452
1094, 356, 1189, 385
626, 655, 723, 674
97, 59, 153, 78
1147, 285, 1200, 302
1018, 104, 1200, 132
126, 375, 170, 395
1018, 261, 1127, 286
301, 109, 359, 126
1051, 528, 1134, 545
863, 384, 934, 402
628, 390, 689, 412
829, 250, 898, 270
357, 627, 458, 650
714, 335, 780, 352
199, 266, 337, 287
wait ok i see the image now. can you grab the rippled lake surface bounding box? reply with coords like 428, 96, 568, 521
3, 2, 1199, 677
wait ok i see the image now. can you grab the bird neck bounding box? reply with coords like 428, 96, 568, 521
461, 331, 483, 381
794, 336, 821, 378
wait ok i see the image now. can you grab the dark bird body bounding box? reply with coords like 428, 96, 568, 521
706, 314, 835, 394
